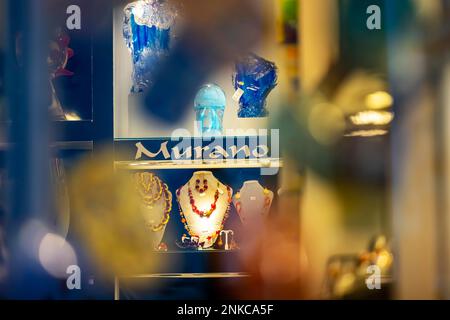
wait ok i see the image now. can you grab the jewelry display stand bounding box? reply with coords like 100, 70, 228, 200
233, 180, 274, 226
134, 172, 172, 249
176, 171, 232, 248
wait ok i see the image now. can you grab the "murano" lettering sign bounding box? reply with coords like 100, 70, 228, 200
134, 139, 274, 161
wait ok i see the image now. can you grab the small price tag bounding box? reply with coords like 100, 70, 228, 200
232, 88, 244, 102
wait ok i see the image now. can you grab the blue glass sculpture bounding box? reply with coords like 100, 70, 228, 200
123, 0, 176, 92
233, 53, 278, 118
194, 84, 226, 136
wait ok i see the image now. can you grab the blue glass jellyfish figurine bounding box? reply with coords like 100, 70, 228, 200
194, 84, 226, 136
233, 53, 278, 118
123, 0, 176, 92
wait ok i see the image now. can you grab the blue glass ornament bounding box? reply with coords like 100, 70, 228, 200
233, 53, 278, 118
194, 84, 226, 136
123, 0, 176, 92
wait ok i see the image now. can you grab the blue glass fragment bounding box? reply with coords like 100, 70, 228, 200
194, 84, 226, 136
233, 53, 278, 118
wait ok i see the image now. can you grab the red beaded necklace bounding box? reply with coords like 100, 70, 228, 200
187, 182, 222, 218
176, 183, 232, 244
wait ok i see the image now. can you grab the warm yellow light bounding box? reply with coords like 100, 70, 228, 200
365, 91, 393, 110
350, 111, 394, 126
70, 151, 165, 276
65, 112, 82, 121
376, 250, 393, 270
334, 273, 356, 297
344, 130, 388, 137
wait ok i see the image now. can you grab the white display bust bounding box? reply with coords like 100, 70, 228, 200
135, 172, 171, 250
232, 180, 273, 226
176, 171, 232, 248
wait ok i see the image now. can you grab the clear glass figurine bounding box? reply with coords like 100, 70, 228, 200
123, 0, 176, 92
194, 84, 226, 136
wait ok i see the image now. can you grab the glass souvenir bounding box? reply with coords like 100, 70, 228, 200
17, 29, 74, 120
194, 84, 226, 136
48, 30, 74, 120
232, 53, 278, 118
123, 0, 176, 92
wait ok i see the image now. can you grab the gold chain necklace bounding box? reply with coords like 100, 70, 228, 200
146, 182, 172, 232
135, 172, 163, 207
134, 172, 172, 232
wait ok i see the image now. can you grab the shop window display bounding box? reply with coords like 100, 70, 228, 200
4, 0, 438, 303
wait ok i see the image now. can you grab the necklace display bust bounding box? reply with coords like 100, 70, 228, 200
176, 171, 232, 248
134, 172, 172, 249
233, 180, 273, 226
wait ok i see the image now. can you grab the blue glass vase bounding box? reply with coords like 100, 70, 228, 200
194, 84, 226, 136
233, 53, 278, 118
123, 0, 176, 92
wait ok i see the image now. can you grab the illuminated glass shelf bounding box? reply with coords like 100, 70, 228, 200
155, 249, 239, 254
114, 272, 250, 300
114, 158, 283, 170
117, 272, 249, 279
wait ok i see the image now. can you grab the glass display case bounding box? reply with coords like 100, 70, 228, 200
0, 0, 290, 300
111, 0, 285, 300
113, 2, 281, 139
